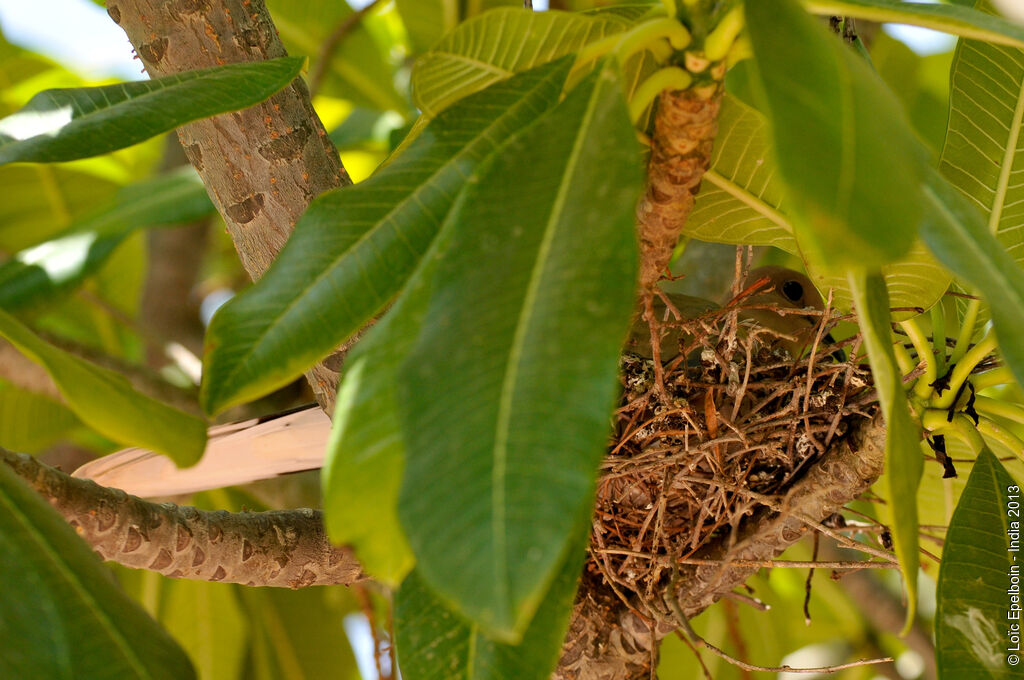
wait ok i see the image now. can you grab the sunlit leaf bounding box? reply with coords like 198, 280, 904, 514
0, 57, 304, 164
0, 169, 212, 311
0, 309, 205, 466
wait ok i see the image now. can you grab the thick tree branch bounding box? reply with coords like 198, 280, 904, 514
2, 448, 365, 588
108, 0, 351, 412
554, 413, 888, 680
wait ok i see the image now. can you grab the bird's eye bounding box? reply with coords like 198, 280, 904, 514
781, 280, 804, 303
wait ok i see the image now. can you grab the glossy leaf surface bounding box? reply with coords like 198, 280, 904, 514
0, 57, 303, 164
0, 169, 212, 311
396, 62, 640, 639
202, 58, 574, 415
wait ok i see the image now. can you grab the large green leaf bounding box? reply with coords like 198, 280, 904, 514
0, 310, 205, 466
936, 448, 1021, 678
0, 461, 196, 680
0, 169, 213, 312
322, 223, 450, 585
848, 271, 923, 631
396, 0, 521, 54
396, 61, 640, 639
804, 0, 1024, 48
939, 2, 1024, 271
201, 58, 574, 415
394, 534, 586, 680
411, 7, 634, 118
159, 580, 248, 680
745, 0, 928, 269
0, 57, 304, 164
920, 169, 1024, 390
687, 94, 949, 315
266, 1, 406, 113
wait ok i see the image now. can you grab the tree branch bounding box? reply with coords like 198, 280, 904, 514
1, 448, 365, 588
108, 0, 351, 412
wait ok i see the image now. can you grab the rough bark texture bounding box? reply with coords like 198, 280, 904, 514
2, 449, 365, 587
108, 0, 350, 412
554, 413, 887, 679
635, 85, 723, 290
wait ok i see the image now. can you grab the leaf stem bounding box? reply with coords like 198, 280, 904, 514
972, 367, 1015, 392
974, 396, 1024, 426
977, 416, 1024, 461
629, 67, 693, 123
900, 318, 936, 399
922, 410, 985, 454
704, 6, 745, 61
933, 331, 998, 409
949, 298, 980, 365
930, 301, 947, 376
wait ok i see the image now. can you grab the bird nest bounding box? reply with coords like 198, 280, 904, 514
589, 285, 876, 621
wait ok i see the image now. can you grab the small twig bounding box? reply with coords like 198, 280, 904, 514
354, 584, 386, 680
309, 0, 386, 97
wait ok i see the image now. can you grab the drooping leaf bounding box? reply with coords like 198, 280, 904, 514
745, 0, 928, 268
201, 58, 574, 415
0, 310, 205, 466
920, 169, 1024, 391
411, 7, 634, 118
936, 448, 1022, 678
0, 461, 196, 680
687, 94, 949, 315
0, 169, 212, 311
804, 0, 1024, 48
394, 533, 586, 680
396, 61, 641, 639
848, 271, 923, 632
0, 57, 304, 164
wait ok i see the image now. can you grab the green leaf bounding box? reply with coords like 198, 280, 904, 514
0, 57, 304, 165
0, 381, 80, 454
937, 1, 1024, 324
936, 448, 1022, 678
0, 461, 196, 680
395, 0, 460, 53
745, 0, 927, 268
804, 0, 1024, 48
266, 1, 406, 113
322, 225, 448, 585
0, 309, 205, 466
396, 61, 641, 639
847, 271, 923, 632
239, 586, 360, 680
394, 531, 586, 680
0, 169, 213, 311
920, 169, 1024, 391
159, 580, 248, 680
411, 7, 633, 118
687, 94, 950, 316
201, 58, 574, 415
